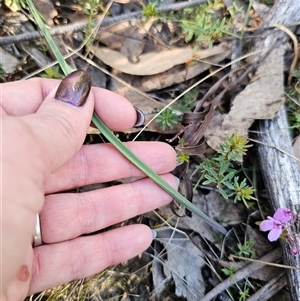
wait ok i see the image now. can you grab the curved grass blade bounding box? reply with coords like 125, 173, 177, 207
26, 0, 227, 235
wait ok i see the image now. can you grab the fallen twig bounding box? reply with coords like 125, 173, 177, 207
247, 272, 287, 301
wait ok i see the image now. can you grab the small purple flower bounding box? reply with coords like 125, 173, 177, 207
273, 208, 293, 223
260, 217, 283, 242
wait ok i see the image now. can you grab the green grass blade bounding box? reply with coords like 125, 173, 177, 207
27, 0, 227, 235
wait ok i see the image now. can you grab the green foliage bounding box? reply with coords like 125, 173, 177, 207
78, 0, 102, 45
79, 0, 102, 17
177, 152, 190, 164
218, 133, 251, 162
226, 1, 244, 18
229, 178, 256, 207
181, 14, 227, 47
284, 64, 300, 137
237, 239, 255, 258
197, 133, 255, 207
239, 285, 250, 301
177, 0, 238, 47
178, 138, 189, 147
41, 66, 62, 79
172, 88, 197, 113
156, 108, 182, 130
156, 89, 197, 130
291, 111, 300, 131
143, 0, 240, 47
38, 43, 48, 54
200, 158, 236, 199
197, 0, 224, 14
143, 3, 161, 18
221, 266, 237, 279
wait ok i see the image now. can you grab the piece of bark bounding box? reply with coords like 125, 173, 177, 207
257, 107, 300, 300
254, 1, 300, 301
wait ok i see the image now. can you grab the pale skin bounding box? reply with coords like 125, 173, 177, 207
1, 78, 178, 300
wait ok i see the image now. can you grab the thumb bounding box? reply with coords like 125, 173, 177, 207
23, 70, 94, 175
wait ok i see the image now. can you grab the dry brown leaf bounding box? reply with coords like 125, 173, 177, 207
91, 43, 230, 76
153, 229, 206, 301
134, 42, 231, 91
32, 0, 57, 25
120, 28, 146, 63
97, 22, 137, 50
205, 45, 286, 151
120, 19, 154, 63
252, 0, 270, 18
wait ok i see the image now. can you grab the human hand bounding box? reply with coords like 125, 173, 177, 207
1, 71, 178, 300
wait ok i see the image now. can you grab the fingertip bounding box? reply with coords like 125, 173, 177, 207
92, 88, 138, 131
122, 224, 154, 251
154, 142, 178, 171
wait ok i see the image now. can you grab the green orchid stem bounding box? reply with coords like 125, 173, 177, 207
27, 0, 227, 235
92, 112, 227, 235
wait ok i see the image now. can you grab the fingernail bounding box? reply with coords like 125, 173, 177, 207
55, 70, 91, 107
133, 107, 145, 127
151, 229, 157, 240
